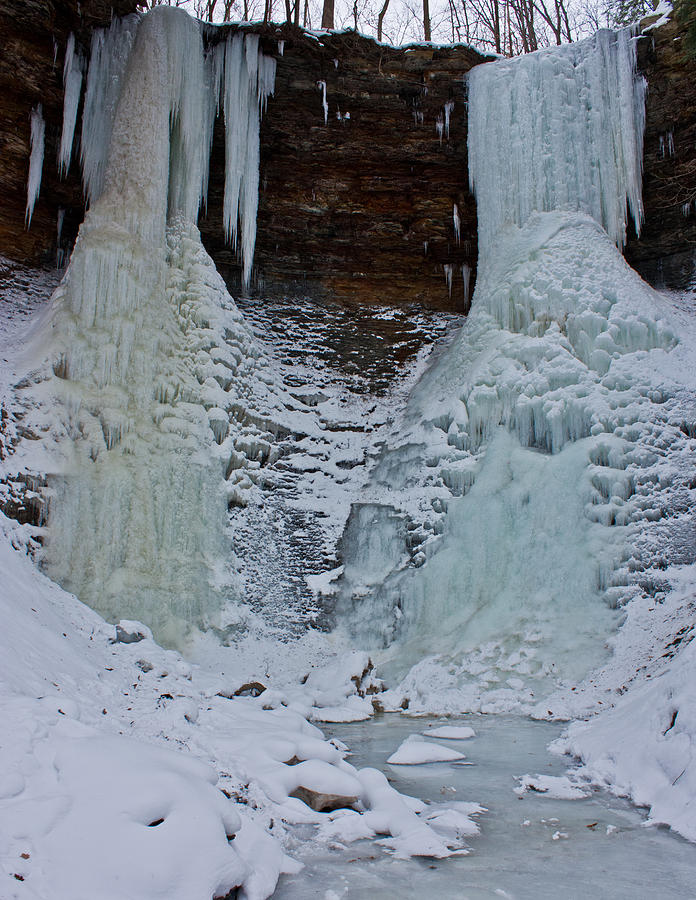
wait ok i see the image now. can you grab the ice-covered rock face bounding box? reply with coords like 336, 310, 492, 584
334, 29, 693, 712
37, 8, 277, 645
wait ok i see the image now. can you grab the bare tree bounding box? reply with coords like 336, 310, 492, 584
422, 0, 431, 39
377, 0, 390, 39
322, 0, 335, 27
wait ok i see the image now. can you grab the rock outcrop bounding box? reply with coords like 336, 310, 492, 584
203, 27, 487, 310
1, 3, 694, 306
627, 18, 696, 288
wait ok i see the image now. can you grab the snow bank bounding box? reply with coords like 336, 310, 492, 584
554, 563, 696, 842
0, 508, 482, 898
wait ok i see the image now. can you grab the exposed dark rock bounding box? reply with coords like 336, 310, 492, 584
289, 784, 359, 812
233, 681, 267, 697
202, 26, 489, 311
0, 1, 139, 265
114, 622, 150, 643
628, 18, 696, 289
0, 4, 694, 307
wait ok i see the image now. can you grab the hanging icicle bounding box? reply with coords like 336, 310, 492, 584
25, 105, 45, 228
58, 34, 85, 178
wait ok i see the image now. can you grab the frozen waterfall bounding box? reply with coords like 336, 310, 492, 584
333, 29, 684, 714
41, 8, 276, 645
468, 28, 646, 258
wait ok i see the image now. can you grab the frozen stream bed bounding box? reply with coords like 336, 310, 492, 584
274, 714, 696, 899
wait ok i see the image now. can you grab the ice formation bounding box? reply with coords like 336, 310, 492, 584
58, 34, 84, 178
25, 104, 45, 228
317, 79, 329, 124
468, 28, 646, 257
80, 14, 140, 206
334, 28, 687, 712
219, 33, 277, 288
39, 8, 277, 643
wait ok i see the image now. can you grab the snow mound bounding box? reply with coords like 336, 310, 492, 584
423, 725, 476, 740
387, 736, 466, 765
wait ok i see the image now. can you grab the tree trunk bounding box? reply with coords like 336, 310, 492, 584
423, 0, 431, 40
321, 0, 335, 28
377, 0, 390, 40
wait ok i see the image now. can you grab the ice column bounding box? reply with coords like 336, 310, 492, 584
44, 8, 265, 644
468, 28, 646, 258
80, 15, 140, 206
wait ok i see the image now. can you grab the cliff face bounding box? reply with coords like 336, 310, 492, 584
1, 5, 694, 308
0, 1, 138, 265
627, 19, 696, 288
202, 29, 488, 311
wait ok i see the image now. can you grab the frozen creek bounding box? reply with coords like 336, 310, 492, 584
275, 714, 696, 899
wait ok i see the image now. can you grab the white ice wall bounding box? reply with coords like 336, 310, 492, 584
334, 28, 685, 714
468, 28, 646, 258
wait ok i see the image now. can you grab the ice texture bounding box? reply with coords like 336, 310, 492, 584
80, 14, 140, 206
25, 105, 45, 228
58, 34, 84, 179
468, 27, 646, 258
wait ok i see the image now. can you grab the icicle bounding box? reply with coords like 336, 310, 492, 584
436, 114, 444, 144
453, 203, 460, 245
220, 32, 275, 290
461, 263, 471, 304
80, 14, 140, 206
444, 100, 453, 138
468, 27, 647, 257
277, 39, 285, 56
25, 105, 45, 228
56, 208, 66, 268
59, 35, 85, 179
666, 130, 675, 157
317, 80, 328, 124
443, 263, 454, 298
